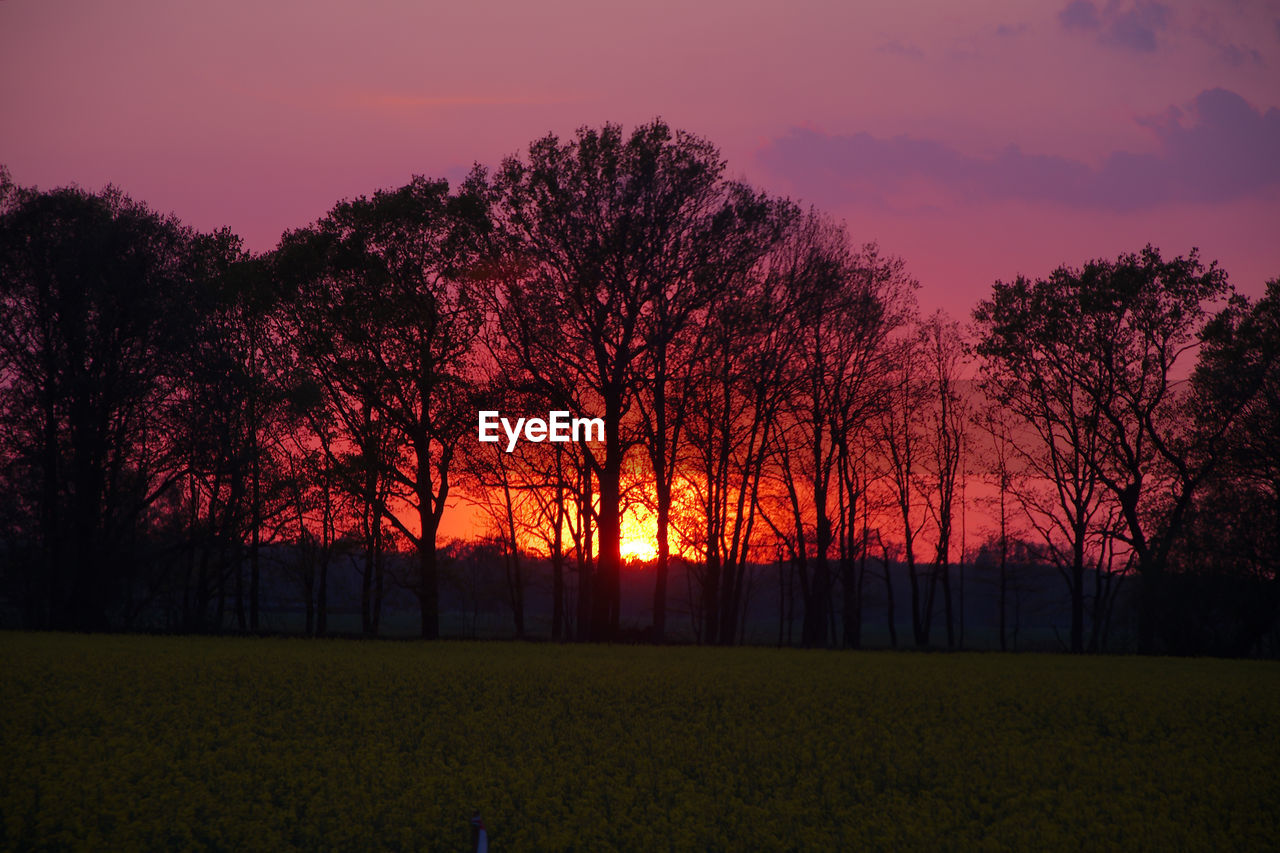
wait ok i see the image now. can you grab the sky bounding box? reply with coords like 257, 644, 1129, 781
3, 0, 1278, 551
2, 0, 1279, 320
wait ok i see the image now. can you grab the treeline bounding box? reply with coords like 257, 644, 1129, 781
1, 121, 1277, 654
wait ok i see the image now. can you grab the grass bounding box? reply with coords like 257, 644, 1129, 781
2, 633, 1278, 851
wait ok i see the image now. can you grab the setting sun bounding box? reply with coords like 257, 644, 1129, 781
620, 505, 658, 564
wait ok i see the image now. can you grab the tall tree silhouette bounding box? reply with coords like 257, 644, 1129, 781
180, 250, 294, 632
975, 272, 1115, 653
492, 120, 733, 641
0, 178, 209, 629
1169, 279, 1280, 653
764, 217, 914, 647
975, 247, 1241, 652
970, 402, 1025, 652
275, 174, 491, 639
876, 331, 934, 647
681, 199, 801, 644
918, 312, 968, 649
636, 183, 789, 643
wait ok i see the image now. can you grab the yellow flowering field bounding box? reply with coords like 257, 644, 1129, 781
2, 634, 1277, 851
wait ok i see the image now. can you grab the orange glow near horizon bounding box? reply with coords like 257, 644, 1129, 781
366, 471, 1007, 571
620, 504, 658, 564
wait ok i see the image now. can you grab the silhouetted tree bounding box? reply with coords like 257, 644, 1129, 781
876, 332, 935, 647
680, 198, 799, 645
492, 120, 733, 641
464, 400, 541, 639
919, 312, 968, 649
634, 182, 786, 643
764, 216, 914, 647
830, 251, 914, 649
177, 249, 295, 632
974, 280, 1113, 654
1164, 279, 1280, 653
275, 174, 491, 639
273, 375, 349, 636
975, 247, 1241, 652
1192, 279, 1280, 580
0, 178, 212, 629
971, 403, 1021, 652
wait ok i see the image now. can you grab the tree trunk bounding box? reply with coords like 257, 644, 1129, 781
418, 543, 439, 640
880, 539, 897, 649
249, 405, 261, 634
653, 492, 671, 643
1071, 537, 1085, 654
592, 390, 624, 642
576, 463, 593, 642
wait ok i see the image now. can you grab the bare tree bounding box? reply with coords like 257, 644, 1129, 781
634, 183, 787, 642
918, 312, 969, 649
0, 181, 212, 629
760, 216, 915, 647
876, 332, 937, 647
973, 290, 1113, 654
680, 199, 800, 644
975, 247, 1240, 652
492, 120, 739, 641
274, 174, 490, 639
970, 403, 1022, 651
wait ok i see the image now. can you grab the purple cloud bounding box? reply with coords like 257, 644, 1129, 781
757, 89, 1280, 212
1218, 42, 1264, 67
1058, 0, 1171, 52
1106, 1, 1170, 51
1059, 0, 1100, 31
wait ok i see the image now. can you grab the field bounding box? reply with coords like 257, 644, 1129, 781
2, 635, 1278, 851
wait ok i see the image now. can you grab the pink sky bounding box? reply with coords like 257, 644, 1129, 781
3, 0, 1278, 321
3, 0, 1278, 546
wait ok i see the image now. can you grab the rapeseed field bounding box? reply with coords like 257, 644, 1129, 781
2, 633, 1277, 851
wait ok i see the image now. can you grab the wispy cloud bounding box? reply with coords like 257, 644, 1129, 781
758, 88, 1280, 212
1217, 42, 1264, 67
1058, 0, 1101, 32
1186, 11, 1268, 68
1057, 0, 1171, 52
